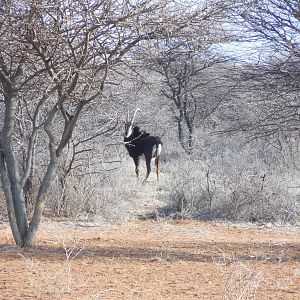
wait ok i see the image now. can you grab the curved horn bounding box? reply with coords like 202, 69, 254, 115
126, 110, 130, 123
130, 108, 141, 125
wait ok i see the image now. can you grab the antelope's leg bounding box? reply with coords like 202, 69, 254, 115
155, 157, 160, 181
133, 157, 140, 179
142, 156, 151, 184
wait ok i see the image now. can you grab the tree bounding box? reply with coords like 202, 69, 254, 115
131, 0, 239, 155
0, 0, 221, 247
200, 0, 300, 173
151, 44, 230, 154
224, 1, 300, 144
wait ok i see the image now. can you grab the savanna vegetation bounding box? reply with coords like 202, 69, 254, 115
0, 0, 299, 249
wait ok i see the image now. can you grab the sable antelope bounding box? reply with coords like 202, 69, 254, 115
124, 108, 163, 183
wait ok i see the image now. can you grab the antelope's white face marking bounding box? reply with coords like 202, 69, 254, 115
125, 124, 133, 138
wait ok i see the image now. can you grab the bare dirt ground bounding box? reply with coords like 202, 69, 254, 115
0, 218, 299, 300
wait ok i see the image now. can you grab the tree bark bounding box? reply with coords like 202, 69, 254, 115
0, 84, 28, 247
0, 151, 23, 246
24, 158, 59, 246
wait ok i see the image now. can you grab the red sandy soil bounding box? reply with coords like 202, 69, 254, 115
0, 219, 299, 299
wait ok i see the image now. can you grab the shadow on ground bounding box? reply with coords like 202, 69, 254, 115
1, 239, 299, 264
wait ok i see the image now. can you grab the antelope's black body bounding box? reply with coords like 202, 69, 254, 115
124, 125, 162, 183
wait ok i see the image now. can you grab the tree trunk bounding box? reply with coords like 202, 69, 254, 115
24, 158, 59, 246
0, 151, 23, 246
187, 125, 194, 155
176, 113, 185, 151
175, 109, 194, 155
0, 89, 28, 247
